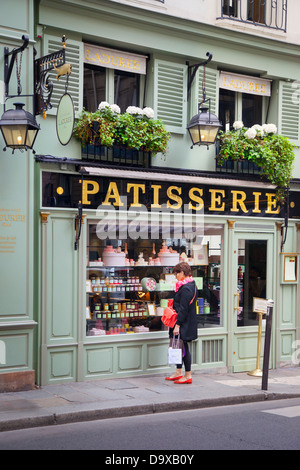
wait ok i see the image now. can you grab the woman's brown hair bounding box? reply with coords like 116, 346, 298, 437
173, 262, 192, 277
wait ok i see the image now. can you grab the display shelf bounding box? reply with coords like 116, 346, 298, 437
86, 234, 221, 335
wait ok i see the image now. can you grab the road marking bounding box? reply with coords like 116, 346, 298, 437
262, 405, 300, 418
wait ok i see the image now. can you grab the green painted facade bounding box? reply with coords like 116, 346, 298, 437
0, 0, 300, 388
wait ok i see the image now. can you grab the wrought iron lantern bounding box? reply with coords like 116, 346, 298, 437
187, 99, 222, 148
1, 34, 40, 152
187, 52, 222, 148
0, 102, 40, 151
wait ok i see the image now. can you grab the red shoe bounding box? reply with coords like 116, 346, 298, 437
165, 375, 183, 381
174, 377, 192, 384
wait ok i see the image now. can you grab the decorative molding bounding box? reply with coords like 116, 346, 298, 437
227, 220, 235, 230
40, 211, 50, 223
0, 320, 37, 331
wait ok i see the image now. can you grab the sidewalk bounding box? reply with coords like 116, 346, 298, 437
0, 367, 300, 432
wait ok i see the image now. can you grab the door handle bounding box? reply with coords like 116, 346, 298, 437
234, 292, 239, 311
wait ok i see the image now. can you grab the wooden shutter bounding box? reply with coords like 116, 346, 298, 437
154, 60, 187, 134
279, 81, 300, 145
43, 35, 83, 117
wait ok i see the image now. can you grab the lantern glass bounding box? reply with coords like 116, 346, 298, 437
0, 103, 40, 150
198, 124, 220, 145
1, 125, 27, 149
187, 101, 222, 147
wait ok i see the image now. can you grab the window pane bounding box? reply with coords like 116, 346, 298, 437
247, 0, 266, 24
219, 89, 235, 132
242, 93, 262, 127
222, 0, 238, 17
114, 70, 140, 113
83, 65, 106, 112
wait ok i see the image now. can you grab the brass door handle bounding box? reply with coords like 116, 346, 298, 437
234, 292, 239, 311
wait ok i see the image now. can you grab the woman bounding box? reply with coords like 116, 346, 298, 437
165, 262, 198, 384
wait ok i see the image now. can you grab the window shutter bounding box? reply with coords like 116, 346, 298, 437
154, 60, 187, 134
279, 81, 300, 145
196, 67, 219, 115
43, 35, 83, 117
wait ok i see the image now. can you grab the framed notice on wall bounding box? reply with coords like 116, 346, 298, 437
281, 253, 299, 284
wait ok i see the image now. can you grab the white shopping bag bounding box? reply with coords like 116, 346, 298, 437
168, 335, 182, 365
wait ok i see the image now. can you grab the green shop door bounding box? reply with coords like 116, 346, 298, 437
232, 232, 274, 372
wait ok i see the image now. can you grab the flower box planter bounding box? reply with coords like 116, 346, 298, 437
217, 122, 295, 198
74, 103, 170, 168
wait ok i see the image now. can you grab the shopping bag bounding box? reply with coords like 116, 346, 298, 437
162, 306, 177, 328
168, 335, 182, 365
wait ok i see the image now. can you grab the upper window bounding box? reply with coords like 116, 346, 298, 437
83, 65, 106, 111
218, 71, 271, 131
219, 89, 263, 132
219, 0, 287, 32
83, 44, 146, 112
114, 70, 140, 113
84, 65, 140, 112
247, 0, 265, 24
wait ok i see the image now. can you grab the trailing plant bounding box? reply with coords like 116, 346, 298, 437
73, 103, 170, 155
218, 121, 295, 200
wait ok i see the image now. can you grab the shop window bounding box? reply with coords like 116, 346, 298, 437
86, 223, 223, 337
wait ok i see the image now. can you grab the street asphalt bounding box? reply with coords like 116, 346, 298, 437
0, 367, 299, 432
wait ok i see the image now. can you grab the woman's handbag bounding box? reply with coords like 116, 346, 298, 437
162, 286, 197, 329
161, 300, 177, 328
168, 335, 182, 364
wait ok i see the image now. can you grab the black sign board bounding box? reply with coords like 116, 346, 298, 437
41, 171, 300, 219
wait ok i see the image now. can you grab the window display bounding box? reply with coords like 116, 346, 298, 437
86, 223, 223, 336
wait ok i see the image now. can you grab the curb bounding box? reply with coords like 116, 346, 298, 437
1, 391, 300, 433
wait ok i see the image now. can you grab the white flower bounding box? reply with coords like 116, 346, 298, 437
252, 124, 264, 137
126, 106, 143, 115
109, 104, 121, 114
142, 107, 155, 119
245, 127, 257, 139
233, 121, 244, 130
262, 123, 277, 134
98, 101, 110, 111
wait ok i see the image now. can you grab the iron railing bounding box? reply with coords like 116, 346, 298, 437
217, 0, 288, 32
82, 144, 152, 168
215, 142, 262, 176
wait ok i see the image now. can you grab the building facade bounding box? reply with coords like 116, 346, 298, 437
0, 0, 300, 389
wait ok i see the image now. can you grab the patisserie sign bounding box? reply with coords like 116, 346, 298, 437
41, 171, 297, 218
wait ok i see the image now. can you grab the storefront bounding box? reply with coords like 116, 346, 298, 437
37, 162, 300, 384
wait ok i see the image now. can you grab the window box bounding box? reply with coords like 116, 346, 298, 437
73, 103, 170, 157
216, 121, 295, 200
